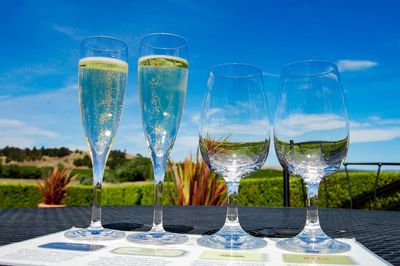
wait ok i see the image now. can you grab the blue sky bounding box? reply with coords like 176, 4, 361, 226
0, 0, 399, 168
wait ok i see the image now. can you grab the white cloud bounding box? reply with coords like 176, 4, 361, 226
52, 25, 84, 41
337, 60, 378, 72
170, 134, 199, 160
0, 64, 62, 96
0, 118, 60, 148
350, 116, 400, 143
274, 114, 400, 143
0, 64, 59, 84
191, 113, 200, 123
350, 128, 400, 143
0, 84, 81, 148
203, 119, 269, 136
0, 119, 59, 138
275, 114, 347, 137
0, 95, 11, 100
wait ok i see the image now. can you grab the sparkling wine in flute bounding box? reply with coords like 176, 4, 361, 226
65, 36, 128, 241
127, 33, 189, 245
139, 55, 188, 162
79, 57, 127, 171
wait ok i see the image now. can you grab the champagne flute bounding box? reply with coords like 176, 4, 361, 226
65, 36, 128, 240
198, 63, 270, 249
127, 33, 188, 245
274, 60, 350, 253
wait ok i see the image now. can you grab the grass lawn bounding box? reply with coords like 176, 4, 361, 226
0, 178, 39, 184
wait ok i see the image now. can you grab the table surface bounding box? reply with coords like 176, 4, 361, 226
0, 206, 399, 265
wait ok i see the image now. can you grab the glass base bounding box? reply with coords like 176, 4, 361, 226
197, 225, 266, 250
126, 229, 188, 245
64, 227, 126, 241
276, 227, 351, 254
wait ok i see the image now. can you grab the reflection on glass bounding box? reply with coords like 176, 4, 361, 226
274, 60, 350, 253
197, 63, 270, 249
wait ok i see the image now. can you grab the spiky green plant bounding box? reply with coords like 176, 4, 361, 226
170, 150, 227, 206
37, 165, 78, 204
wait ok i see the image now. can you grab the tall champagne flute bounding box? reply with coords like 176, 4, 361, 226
274, 60, 350, 253
65, 36, 128, 240
198, 63, 270, 249
126, 33, 188, 245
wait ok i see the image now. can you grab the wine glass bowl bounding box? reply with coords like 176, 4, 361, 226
274, 60, 350, 253
197, 63, 270, 249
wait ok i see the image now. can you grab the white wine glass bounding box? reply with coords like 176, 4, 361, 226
198, 63, 270, 249
126, 33, 189, 245
274, 60, 350, 253
65, 36, 128, 240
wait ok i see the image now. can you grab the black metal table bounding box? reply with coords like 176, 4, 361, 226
0, 206, 399, 265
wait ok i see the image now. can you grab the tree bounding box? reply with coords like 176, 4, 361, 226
107, 150, 128, 169
115, 157, 153, 182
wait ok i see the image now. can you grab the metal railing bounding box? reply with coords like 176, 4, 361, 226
282, 162, 400, 208
343, 162, 400, 209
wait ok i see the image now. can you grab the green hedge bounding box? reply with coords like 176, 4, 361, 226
141, 183, 176, 206
319, 172, 400, 209
63, 185, 92, 206
63, 185, 142, 207
238, 177, 305, 207
1, 172, 400, 209
0, 184, 41, 208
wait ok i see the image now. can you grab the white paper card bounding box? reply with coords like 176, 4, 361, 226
0, 230, 391, 266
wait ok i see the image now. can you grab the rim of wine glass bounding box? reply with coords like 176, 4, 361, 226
140, 32, 188, 50
281, 60, 339, 77
81, 36, 128, 52
209, 63, 263, 79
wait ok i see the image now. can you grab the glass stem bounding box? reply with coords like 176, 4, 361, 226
152, 155, 167, 232
304, 181, 321, 234
225, 181, 240, 227
89, 153, 106, 231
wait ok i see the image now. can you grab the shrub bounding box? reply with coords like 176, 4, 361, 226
107, 150, 128, 169
0, 146, 71, 162
73, 155, 92, 168
0, 184, 41, 208
169, 153, 227, 206
140, 183, 176, 206
63, 185, 92, 206
102, 185, 142, 206
115, 157, 153, 182
238, 177, 305, 207
103, 171, 120, 183
63, 184, 142, 207
76, 175, 92, 186
37, 166, 78, 204
319, 172, 400, 208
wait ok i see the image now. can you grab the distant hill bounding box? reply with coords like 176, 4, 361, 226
0, 146, 136, 169
3, 152, 87, 168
